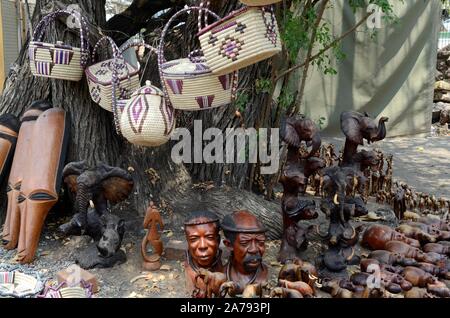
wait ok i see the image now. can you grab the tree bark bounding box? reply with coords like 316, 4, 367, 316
0, 0, 282, 235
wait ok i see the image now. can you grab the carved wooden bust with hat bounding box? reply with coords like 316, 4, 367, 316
221, 210, 268, 295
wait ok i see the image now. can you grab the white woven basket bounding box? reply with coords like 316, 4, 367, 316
240, 0, 282, 6
29, 10, 89, 81
86, 36, 140, 112
198, 6, 282, 75
120, 81, 175, 147
0, 270, 43, 298
161, 58, 236, 110
158, 7, 237, 111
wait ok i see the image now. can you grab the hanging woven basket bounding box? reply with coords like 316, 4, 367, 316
29, 9, 89, 81
86, 36, 140, 112
158, 7, 238, 111
120, 81, 175, 147
239, 0, 282, 6
198, 6, 282, 75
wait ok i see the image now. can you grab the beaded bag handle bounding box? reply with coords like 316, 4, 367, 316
158, 6, 239, 111
32, 9, 89, 68
261, 5, 279, 46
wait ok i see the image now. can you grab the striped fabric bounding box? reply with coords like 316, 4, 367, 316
0, 272, 14, 284
34, 61, 52, 76
52, 49, 73, 65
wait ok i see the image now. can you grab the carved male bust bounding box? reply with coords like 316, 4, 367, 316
222, 210, 268, 294
184, 211, 224, 296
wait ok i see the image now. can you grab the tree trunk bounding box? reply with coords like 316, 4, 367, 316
0, 0, 282, 238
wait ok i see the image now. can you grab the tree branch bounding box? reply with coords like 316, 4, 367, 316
290, 0, 329, 116
103, 0, 186, 44
274, 11, 372, 83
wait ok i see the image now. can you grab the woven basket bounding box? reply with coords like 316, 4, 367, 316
0, 270, 43, 298
198, 6, 282, 75
86, 36, 140, 112
158, 7, 238, 111
120, 81, 175, 147
29, 10, 89, 81
37, 280, 93, 298
240, 0, 282, 6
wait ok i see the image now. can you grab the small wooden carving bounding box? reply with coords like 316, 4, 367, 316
141, 202, 164, 271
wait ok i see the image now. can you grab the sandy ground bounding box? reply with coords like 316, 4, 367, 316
0, 135, 449, 298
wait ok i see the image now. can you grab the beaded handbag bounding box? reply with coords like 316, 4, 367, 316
158, 6, 238, 111
198, 6, 282, 75
86, 36, 140, 112
29, 10, 89, 81
111, 40, 175, 147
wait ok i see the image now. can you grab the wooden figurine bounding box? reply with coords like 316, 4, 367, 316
141, 202, 164, 271
222, 210, 268, 295
184, 211, 224, 297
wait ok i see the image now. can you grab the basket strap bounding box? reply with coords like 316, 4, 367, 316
119, 39, 158, 81
198, 1, 211, 31
91, 36, 131, 96
261, 5, 278, 45
33, 9, 89, 68
157, 6, 220, 130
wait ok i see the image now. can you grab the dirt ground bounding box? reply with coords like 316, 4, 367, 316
0, 135, 449, 298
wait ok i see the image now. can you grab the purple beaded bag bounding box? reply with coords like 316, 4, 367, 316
86, 36, 140, 113
158, 6, 238, 111
29, 9, 89, 81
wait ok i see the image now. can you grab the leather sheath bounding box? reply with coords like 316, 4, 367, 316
2, 110, 41, 249
17, 108, 70, 263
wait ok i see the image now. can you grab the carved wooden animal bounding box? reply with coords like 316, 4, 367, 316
404, 287, 436, 298
362, 224, 420, 250
427, 281, 450, 298
423, 243, 450, 256
278, 279, 314, 297
320, 279, 353, 298
278, 260, 318, 287
194, 269, 228, 298
368, 250, 418, 267
416, 217, 450, 231
242, 282, 269, 298
384, 241, 424, 261
396, 224, 437, 243
270, 287, 303, 298
402, 267, 437, 288
417, 262, 450, 280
